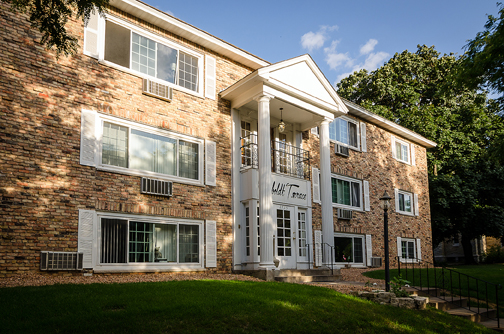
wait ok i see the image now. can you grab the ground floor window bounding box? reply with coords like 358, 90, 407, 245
100, 217, 200, 264
334, 233, 364, 264
401, 239, 416, 260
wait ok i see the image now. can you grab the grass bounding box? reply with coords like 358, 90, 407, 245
363, 263, 504, 315
0, 280, 494, 333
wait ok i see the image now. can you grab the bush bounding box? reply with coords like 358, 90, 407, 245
483, 245, 504, 264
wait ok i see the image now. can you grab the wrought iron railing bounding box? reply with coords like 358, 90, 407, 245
322, 243, 335, 276
240, 133, 311, 179
397, 256, 501, 328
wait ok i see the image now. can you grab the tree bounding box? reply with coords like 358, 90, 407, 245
337, 45, 504, 263
2, 0, 109, 56
461, 2, 504, 108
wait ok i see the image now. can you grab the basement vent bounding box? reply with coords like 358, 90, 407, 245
371, 257, 382, 268
337, 208, 353, 220
142, 78, 173, 102
141, 177, 173, 197
40, 251, 83, 271
335, 144, 349, 157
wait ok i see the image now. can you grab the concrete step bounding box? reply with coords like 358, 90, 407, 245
447, 307, 498, 323
275, 275, 341, 283
478, 318, 504, 333
275, 269, 340, 277
428, 296, 468, 311
405, 287, 441, 297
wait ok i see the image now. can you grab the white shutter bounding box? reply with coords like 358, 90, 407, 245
394, 188, 399, 212
80, 110, 97, 167
311, 127, 319, 135
205, 55, 216, 100
205, 140, 217, 186
411, 144, 416, 166
416, 238, 422, 261
78, 209, 95, 268
206, 220, 217, 268
314, 230, 322, 267
363, 180, 370, 211
360, 122, 367, 152
414, 193, 419, 216
84, 10, 100, 58
397, 237, 402, 261
312, 167, 321, 204
391, 135, 396, 159
366, 234, 372, 266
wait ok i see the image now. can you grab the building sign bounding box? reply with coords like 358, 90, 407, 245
271, 174, 310, 207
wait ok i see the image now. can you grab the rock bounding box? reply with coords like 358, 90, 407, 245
375, 292, 396, 304
396, 297, 416, 309
413, 296, 428, 310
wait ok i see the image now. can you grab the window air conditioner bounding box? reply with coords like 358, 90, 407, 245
337, 208, 353, 220
142, 78, 173, 102
40, 251, 83, 271
141, 177, 173, 197
335, 144, 349, 157
371, 257, 382, 268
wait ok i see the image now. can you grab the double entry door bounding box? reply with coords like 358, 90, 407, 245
275, 205, 308, 269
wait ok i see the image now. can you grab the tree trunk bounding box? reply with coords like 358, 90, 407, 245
461, 234, 477, 264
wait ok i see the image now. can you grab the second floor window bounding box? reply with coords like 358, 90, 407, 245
329, 117, 358, 149
331, 176, 362, 210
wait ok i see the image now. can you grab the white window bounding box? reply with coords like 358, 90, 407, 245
85, 14, 203, 95
96, 213, 204, 269
391, 136, 416, 165
331, 175, 363, 210
329, 117, 359, 149
397, 237, 421, 263
394, 189, 419, 216
81, 110, 204, 185
334, 233, 365, 264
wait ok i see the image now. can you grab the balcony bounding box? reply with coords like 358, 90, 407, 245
240, 133, 310, 179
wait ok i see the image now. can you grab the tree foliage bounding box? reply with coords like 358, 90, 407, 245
337, 45, 504, 263
2, 0, 109, 56
461, 2, 504, 107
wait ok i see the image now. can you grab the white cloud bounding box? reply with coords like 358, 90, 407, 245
300, 25, 338, 52
361, 51, 390, 71
360, 39, 378, 55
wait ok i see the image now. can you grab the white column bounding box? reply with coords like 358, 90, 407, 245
319, 118, 334, 264
256, 95, 275, 268
231, 108, 242, 268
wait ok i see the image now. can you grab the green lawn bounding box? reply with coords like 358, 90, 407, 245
363, 263, 504, 315
0, 280, 494, 333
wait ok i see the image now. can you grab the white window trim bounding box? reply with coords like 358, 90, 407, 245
331, 174, 363, 211
94, 212, 204, 272
96, 112, 205, 186
329, 116, 360, 151
96, 15, 204, 98
392, 136, 413, 165
334, 232, 365, 265
394, 188, 416, 216
398, 237, 420, 263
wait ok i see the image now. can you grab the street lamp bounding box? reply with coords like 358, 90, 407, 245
380, 190, 392, 292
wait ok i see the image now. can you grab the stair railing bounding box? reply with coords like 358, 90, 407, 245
321, 243, 335, 275
397, 256, 501, 328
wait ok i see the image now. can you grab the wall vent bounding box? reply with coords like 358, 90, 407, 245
335, 144, 349, 157
141, 177, 173, 197
142, 79, 173, 102
40, 251, 83, 271
337, 208, 353, 220
371, 257, 382, 268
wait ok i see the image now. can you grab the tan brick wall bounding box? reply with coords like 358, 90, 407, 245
306, 114, 433, 266
0, 4, 253, 276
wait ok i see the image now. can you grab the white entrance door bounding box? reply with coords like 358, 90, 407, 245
276, 206, 296, 268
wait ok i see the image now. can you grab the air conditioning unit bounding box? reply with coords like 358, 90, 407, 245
335, 144, 349, 157
142, 78, 173, 102
337, 208, 353, 220
371, 257, 382, 268
40, 251, 83, 271
141, 177, 173, 197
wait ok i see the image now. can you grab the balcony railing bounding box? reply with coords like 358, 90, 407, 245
240, 133, 311, 179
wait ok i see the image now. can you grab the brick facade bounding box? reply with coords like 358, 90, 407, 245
0, 1, 434, 277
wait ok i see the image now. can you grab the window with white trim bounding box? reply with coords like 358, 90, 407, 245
394, 189, 419, 216
329, 117, 359, 149
391, 136, 415, 165
100, 19, 202, 94
334, 233, 365, 264
401, 239, 416, 260
331, 175, 362, 210
99, 216, 202, 265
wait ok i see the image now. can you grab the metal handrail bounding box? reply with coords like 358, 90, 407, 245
322, 243, 334, 276
397, 256, 501, 328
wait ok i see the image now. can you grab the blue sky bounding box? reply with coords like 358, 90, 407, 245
147, 0, 500, 87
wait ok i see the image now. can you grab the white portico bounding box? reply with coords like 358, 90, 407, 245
221, 55, 348, 274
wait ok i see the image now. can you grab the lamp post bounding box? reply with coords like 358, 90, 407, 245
380, 191, 392, 292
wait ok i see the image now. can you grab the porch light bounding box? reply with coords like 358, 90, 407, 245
379, 191, 391, 210
278, 108, 286, 133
